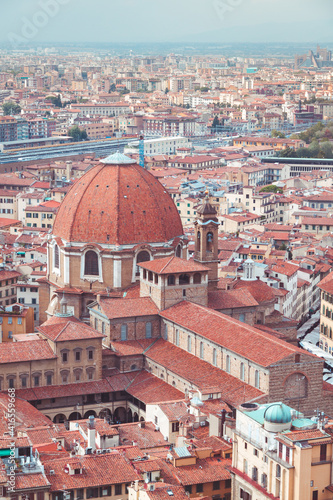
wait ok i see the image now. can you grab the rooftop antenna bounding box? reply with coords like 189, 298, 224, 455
139, 131, 145, 169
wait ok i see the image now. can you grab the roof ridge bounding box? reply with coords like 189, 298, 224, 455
163, 300, 300, 354
54, 321, 72, 341
160, 255, 175, 274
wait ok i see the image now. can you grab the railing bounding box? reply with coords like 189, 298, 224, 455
311, 456, 332, 465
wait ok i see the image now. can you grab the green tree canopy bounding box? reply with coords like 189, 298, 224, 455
46, 94, 62, 108
271, 129, 285, 138
68, 125, 87, 142
212, 115, 220, 128
259, 185, 283, 194
2, 101, 21, 115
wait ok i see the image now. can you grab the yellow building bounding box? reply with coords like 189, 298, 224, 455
318, 272, 333, 353
0, 303, 34, 341
24, 200, 60, 229
231, 402, 333, 500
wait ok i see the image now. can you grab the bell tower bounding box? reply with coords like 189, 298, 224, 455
194, 194, 219, 289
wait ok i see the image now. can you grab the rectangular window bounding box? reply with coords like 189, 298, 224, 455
21, 377, 27, 388
17, 317, 22, 325
46, 375, 52, 386
172, 422, 179, 433
8, 317, 12, 324
34, 376, 39, 387
213, 481, 220, 490
62, 352, 68, 363
75, 351, 81, 361
145, 321, 152, 339
121, 324, 127, 341
115, 484, 122, 495
88, 350, 93, 360
196, 484, 203, 493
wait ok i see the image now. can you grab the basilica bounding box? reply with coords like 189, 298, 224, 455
3, 151, 330, 424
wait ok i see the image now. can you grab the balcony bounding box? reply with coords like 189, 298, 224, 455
312, 456, 332, 465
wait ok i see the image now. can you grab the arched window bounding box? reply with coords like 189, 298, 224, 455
176, 245, 181, 258
121, 324, 128, 341
54, 245, 59, 269
213, 348, 217, 366
200, 342, 204, 359
179, 274, 190, 285
145, 322, 152, 339
255, 370, 260, 389
193, 273, 201, 284
207, 232, 214, 252
168, 275, 175, 286
196, 231, 201, 252
226, 355, 230, 373
240, 362, 245, 381
136, 250, 150, 276
84, 251, 99, 275
187, 335, 191, 352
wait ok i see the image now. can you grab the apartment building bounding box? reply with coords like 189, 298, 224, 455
318, 273, 333, 354
231, 402, 333, 500
24, 200, 60, 229
0, 270, 20, 308
0, 303, 34, 341
71, 102, 130, 117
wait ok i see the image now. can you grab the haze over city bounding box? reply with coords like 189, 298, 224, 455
0, 0, 332, 46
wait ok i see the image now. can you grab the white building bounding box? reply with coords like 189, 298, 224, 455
125, 136, 191, 156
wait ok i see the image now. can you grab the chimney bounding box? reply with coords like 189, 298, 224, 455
87, 416, 96, 452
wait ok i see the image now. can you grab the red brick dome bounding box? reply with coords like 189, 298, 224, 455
52, 153, 183, 245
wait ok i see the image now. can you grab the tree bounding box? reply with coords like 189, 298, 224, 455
259, 185, 283, 194
46, 94, 62, 108
164, 88, 169, 94
279, 147, 296, 158
271, 129, 285, 138
68, 126, 87, 142
320, 141, 333, 159
296, 147, 311, 158
212, 115, 220, 128
200, 87, 209, 92
109, 83, 116, 93
2, 101, 21, 115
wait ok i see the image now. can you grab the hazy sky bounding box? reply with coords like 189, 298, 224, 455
1, 0, 332, 44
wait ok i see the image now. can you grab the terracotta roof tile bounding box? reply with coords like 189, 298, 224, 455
139, 256, 209, 274
52, 160, 183, 245
99, 297, 159, 320
0, 339, 55, 364
38, 318, 104, 342
145, 339, 263, 406
44, 452, 140, 491
160, 302, 307, 367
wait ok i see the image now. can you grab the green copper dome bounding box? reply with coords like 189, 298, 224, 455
264, 403, 292, 424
